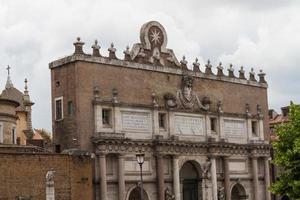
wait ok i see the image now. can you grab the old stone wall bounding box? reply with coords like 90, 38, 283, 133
0, 153, 93, 200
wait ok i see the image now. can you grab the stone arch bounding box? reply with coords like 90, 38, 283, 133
179, 160, 203, 200
231, 183, 248, 200
126, 185, 149, 200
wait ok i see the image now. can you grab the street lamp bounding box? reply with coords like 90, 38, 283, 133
136, 153, 145, 200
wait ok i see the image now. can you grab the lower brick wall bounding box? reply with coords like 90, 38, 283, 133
0, 153, 93, 200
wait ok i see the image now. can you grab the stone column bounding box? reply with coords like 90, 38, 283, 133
118, 154, 126, 200
210, 157, 218, 200
223, 157, 231, 200
251, 157, 259, 200
157, 155, 165, 200
173, 156, 180, 200
99, 153, 107, 200
94, 154, 100, 200
264, 157, 271, 200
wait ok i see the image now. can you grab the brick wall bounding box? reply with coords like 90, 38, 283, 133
0, 153, 93, 200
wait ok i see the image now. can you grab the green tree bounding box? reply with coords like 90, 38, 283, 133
271, 103, 300, 199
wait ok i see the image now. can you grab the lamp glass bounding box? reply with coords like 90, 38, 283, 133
136, 153, 145, 165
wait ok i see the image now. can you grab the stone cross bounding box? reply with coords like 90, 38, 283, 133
6, 65, 11, 75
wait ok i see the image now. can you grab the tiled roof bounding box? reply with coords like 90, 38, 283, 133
0, 87, 26, 112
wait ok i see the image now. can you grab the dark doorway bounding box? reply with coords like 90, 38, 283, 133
231, 183, 248, 200
183, 180, 198, 200
128, 187, 149, 200
180, 161, 201, 200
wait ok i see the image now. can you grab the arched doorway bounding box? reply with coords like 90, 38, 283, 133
231, 183, 248, 200
180, 161, 202, 200
128, 186, 149, 200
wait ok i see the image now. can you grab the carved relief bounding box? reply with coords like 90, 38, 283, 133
131, 21, 180, 67
164, 75, 211, 111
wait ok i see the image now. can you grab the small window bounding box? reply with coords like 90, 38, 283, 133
159, 113, 166, 129
210, 117, 217, 133
252, 121, 258, 136
12, 127, 16, 144
55, 144, 61, 153
68, 101, 73, 116
102, 109, 112, 127
55, 97, 63, 120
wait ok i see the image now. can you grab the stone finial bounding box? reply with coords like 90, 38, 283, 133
73, 37, 85, 55
5, 65, 13, 89
108, 43, 117, 59
205, 59, 213, 75
94, 86, 100, 99
217, 100, 223, 113
227, 64, 235, 78
180, 56, 188, 70
92, 40, 101, 57
239, 66, 246, 79
257, 104, 263, 119
24, 78, 28, 94
217, 62, 224, 77
193, 58, 201, 72
123, 45, 131, 61
249, 68, 257, 82
112, 88, 119, 104
245, 103, 251, 117
151, 92, 159, 108
258, 69, 267, 83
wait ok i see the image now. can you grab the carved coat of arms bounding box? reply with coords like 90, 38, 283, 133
165, 75, 210, 111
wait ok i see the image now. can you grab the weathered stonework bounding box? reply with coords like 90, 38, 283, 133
50, 21, 271, 200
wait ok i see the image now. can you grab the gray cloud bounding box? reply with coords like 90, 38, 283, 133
0, 0, 299, 131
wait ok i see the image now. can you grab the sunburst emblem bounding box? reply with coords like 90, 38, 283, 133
150, 28, 161, 45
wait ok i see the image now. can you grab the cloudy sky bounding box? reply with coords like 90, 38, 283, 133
0, 0, 299, 131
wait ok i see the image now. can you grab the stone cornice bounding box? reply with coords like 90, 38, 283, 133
49, 54, 267, 88
91, 137, 271, 157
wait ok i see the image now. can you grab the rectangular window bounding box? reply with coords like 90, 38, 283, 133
68, 101, 73, 116
210, 117, 217, 133
251, 121, 258, 136
55, 144, 61, 153
159, 113, 166, 129
12, 126, 16, 144
55, 97, 63, 120
102, 109, 112, 127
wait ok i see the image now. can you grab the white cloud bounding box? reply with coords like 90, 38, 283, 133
0, 0, 299, 131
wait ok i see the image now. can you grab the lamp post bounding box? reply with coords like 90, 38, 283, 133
136, 153, 145, 200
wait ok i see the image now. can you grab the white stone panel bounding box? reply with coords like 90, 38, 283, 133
224, 119, 246, 136
124, 160, 150, 172
174, 115, 204, 135
229, 161, 246, 171
121, 112, 151, 132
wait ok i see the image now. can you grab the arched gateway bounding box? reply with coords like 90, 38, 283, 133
231, 183, 248, 200
128, 187, 149, 200
180, 161, 202, 200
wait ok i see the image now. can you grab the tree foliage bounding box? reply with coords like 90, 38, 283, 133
271, 103, 300, 199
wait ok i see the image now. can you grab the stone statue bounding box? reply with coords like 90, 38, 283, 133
177, 75, 210, 111
46, 170, 55, 182
165, 187, 175, 200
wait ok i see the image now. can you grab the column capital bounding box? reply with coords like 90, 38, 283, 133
172, 155, 180, 160
98, 152, 108, 157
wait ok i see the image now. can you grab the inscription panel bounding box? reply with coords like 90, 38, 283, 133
229, 161, 246, 171
175, 115, 204, 135
121, 112, 151, 132
125, 160, 150, 172
224, 119, 246, 137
